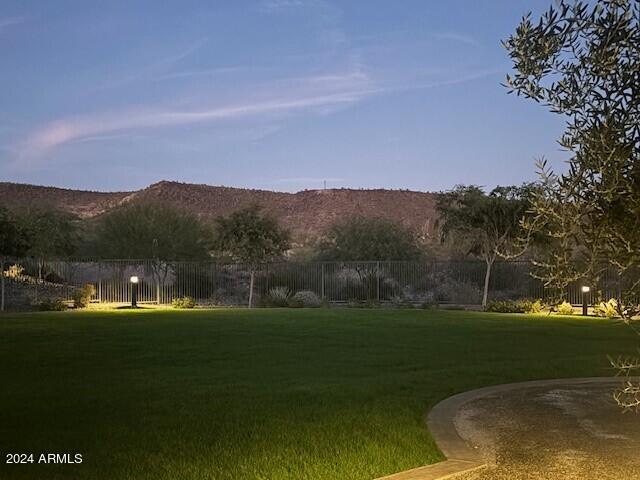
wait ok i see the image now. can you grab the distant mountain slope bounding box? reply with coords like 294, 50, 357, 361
0, 181, 439, 242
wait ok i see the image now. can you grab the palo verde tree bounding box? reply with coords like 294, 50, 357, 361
316, 216, 424, 261
437, 185, 531, 307
211, 205, 290, 308
19, 208, 78, 281
95, 202, 211, 300
0, 207, 30, 311
504, 0, 640, 408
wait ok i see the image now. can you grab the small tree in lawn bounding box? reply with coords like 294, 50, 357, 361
0, 207, 30, 311
212, 206, 290, 308
504, 0, 640, 409
437, 185, 531, 307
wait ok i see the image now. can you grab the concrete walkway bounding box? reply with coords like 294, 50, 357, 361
376, 377, 640, 480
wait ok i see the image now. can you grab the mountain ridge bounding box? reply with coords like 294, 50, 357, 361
0, 180, 439, 242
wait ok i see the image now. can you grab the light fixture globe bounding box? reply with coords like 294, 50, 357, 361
581, 285, 590, 293
130, 276, 139, 284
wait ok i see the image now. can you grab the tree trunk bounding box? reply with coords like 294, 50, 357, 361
248, 270, 255, 309
482, 258, 494, 307
1, 257, 5, 312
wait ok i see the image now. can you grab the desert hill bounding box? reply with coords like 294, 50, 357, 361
0, 181, 439, 243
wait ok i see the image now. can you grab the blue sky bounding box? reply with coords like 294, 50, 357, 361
0, 0, 569, 193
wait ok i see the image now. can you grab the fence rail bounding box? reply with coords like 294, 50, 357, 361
2, 258, 635, 308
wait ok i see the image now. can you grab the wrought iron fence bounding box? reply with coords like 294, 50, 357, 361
2, 258, 635, 307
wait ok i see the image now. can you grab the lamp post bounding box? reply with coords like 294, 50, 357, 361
130, 276, 139, 308
581, 285, 590, 316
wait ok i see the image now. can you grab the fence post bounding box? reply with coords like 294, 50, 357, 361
321, 263, 325, 300
377, 261, 380, 302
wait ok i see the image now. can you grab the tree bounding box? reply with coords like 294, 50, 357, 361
504, 0, 640, 408
211, 206, 290, 308
96, 202, 210, 260
95, 202, 211, 301
19, 208, 78, 280
437, 185, 531, 307
316, 216, 424, 261
0, 207, 30, 311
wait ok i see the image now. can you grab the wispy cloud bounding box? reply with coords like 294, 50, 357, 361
86, 38, 208, 94
0, 16, 25, 32
17, 62, 503, 162
19, 87, 374, 159
153, 66, 243, 82
433, 32, 479, 47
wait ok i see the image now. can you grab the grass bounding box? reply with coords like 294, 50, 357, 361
0, 308, 635, 480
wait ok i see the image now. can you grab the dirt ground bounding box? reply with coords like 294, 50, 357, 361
454, 383, 640, 480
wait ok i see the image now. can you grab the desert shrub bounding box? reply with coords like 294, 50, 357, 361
390, 296, 414, 309
434, 278, 482, 304
556, 301, 574, 315
289, 290, 322, 308
172, 296, 196, 309
347, 299, 381, 308
593, 298, 620, 318
3, 264, 25, 280
38, 299, 68, 311
421, 300, 439, 310
264, 287, 291, 307
72, 284, 96, 308
486, 299, 544, 314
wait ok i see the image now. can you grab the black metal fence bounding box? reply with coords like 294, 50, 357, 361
3, 258, 634, 308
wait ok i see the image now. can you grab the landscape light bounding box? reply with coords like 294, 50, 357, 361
130, 276, 139, 307
581, 285, 590, 316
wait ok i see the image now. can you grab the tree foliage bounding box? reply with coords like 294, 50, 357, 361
0, 206, 31, 311
19, 208, 78, 262
316, 216, 423, 262
95, 202, 210, 261
0, 207, 30, 259
505, 0, 640, 408
212, 205, 290, 265
437, 185, 531, 306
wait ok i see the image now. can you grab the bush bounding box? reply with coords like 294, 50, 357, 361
72, 284, 96, 308
289, 290, 322, 308
556, 301, 574, 315
593, 298, 620, 318
390, 296, 414, 309
38, 299, 68, 311
485, 299, 544, 314
421, 300, 439, 310
172, 296, 196, 309
347, 299, 381, 308
264, 287, 292, 307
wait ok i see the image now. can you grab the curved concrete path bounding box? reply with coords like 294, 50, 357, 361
375, 377, 637, 480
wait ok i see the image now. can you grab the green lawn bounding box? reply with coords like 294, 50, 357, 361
0, 308, 634, 480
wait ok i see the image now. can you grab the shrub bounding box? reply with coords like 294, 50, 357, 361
486, 299, 544, 314
264, 287, 291, 307
593, 298, 619, 318
390, 296, 414, 309
421, 300, 439, 310
172, 296, 196, 309
3, 264, 24, 280
72, 284, 96, 308
556, 301, 574, 315
347, 299, 381, 308
38, 299, 68, 311
289, 290, 322, 308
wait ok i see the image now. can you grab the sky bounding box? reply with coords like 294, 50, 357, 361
0, 0, 571, 193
